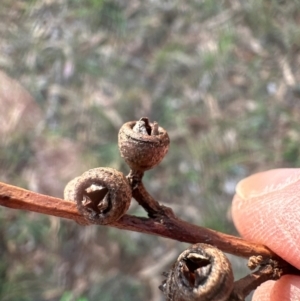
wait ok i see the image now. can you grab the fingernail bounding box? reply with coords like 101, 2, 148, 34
236, 168, 300, 199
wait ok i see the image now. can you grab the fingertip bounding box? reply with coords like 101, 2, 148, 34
252, 280, 274, 301
232, 168, 300, 269
271, 275, 300, 300
252, 276, 300, 301
235, 169, 300, 200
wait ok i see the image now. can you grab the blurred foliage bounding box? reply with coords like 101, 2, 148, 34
1, 0, 300, 300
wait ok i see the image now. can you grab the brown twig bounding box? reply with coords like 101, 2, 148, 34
1, 180, 300, 300
127, 169, 173, 217
0, 181, 294, 262
229, 265, 275, 301
127, 173, 278, 259
229, 256, 300, 301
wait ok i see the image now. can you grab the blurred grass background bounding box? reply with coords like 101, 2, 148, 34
1, 0, 300, 300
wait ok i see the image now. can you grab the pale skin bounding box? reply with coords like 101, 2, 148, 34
231, 169, 300, 301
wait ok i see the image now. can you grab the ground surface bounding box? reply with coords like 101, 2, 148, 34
0, 1, 300, 300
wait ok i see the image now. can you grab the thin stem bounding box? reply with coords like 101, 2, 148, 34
128, 175, 278, 260
127, 170, 164, 216
4, 181, 299, 299
232, 265, 274, 300
228, 257, 300, 301
0, 181, 292, 263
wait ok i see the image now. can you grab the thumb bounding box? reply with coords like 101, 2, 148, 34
252, 276, 300, 301
232, 168, 300, 269
231, 169, 300, 301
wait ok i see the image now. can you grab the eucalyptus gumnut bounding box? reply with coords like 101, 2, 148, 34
64, 167, 131, 224
160, 243, 234, 301
118, 117, 170, 171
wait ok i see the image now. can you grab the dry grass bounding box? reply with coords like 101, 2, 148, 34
0, 1, 300, 300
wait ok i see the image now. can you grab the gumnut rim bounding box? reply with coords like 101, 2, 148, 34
64, 167, 132, 225
161, 243, 234, 301
118, 117, 170, 171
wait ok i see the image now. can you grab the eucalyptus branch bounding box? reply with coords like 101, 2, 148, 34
0, 181, 278, 259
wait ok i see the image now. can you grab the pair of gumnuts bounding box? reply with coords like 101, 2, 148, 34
64, 117, 169, 224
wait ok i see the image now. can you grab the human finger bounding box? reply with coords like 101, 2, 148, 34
252, 275, 300, 301
231, 168, 300, 269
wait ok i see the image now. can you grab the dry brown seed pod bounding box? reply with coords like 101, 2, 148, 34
64, 167, 131, 224
118, 117, 170, 171
160, 243, 234, 301
64, 176, 81, 201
